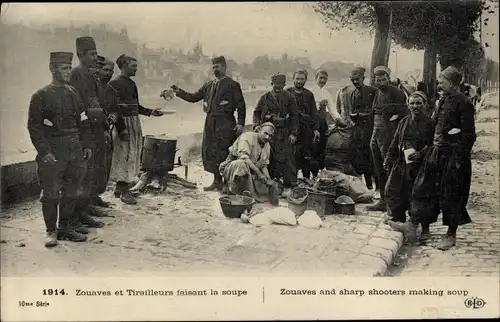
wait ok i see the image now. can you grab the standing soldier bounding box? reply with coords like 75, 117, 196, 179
336, 67, 378, 189
104, 54, 164, 204
367, 66, 409, 212
69, 36, 107, 231
91, 55, 115, 206
27, 52, 90, 247
286, 69, 320, 180
253, 73, 299, 195
389, 67, 476, 250
168, 56, 246, 191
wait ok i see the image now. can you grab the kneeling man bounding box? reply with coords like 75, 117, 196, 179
219, 123, 279, 205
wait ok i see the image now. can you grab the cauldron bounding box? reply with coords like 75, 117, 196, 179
334, 195, 355, 215
141, 135, 178, 172
219, 195, 256, 218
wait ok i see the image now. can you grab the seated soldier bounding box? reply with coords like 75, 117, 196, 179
219, 122, 279, 205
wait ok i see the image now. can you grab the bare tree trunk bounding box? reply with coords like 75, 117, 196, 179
369, 5, 393, 86
423, 43, 437, 106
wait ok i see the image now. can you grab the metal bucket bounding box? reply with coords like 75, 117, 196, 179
141, 135, 178, 172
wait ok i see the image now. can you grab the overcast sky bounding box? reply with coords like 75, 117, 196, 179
1, 2, 498, 77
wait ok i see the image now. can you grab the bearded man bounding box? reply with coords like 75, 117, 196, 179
253, 73, 299, 195
286, 69, 320, 180
169, 56, 246, 191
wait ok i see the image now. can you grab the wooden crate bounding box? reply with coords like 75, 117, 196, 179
306, 189, 336, 217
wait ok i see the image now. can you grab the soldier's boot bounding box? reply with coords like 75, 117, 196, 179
58, 197, 87, 242
45, 231, 58, 248
366, 200, 387, 212
437, 227, 457, 251
91, 196, 111, 208
87, 205, 108, 218
42, 201, 59, 248
120, 190, 138, 205
204, 173, 223, 191
387, 219, 418, 245
70, 212, 89, 234
80, 210, 105, 228
114, 181, 127, 198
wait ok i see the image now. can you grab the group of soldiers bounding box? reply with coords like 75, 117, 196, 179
28, 36, 164, 247
28, 36, 476, 252
167, 58, 476, 251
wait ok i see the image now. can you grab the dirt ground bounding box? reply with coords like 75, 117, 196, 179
388, 92, 500, 276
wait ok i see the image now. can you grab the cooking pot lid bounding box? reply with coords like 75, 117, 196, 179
335, 195, 354, 205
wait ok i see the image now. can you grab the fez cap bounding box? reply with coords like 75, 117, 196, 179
116, 54, 136, 69
50, 52, 73, 65
351, 67, 366, 78
409, 91, 428, 104
103, 58, 115, 67
271, 73, 286, 84
315, 69, 328, 78
211, 56, 226, 65
294, 68, 308, 78
440, 66, 462, 86
76, 36, 97, 52
373, 65, 391, 76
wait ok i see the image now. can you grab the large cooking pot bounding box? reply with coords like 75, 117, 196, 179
334, 195, 355, 215
141, 135, 178, 172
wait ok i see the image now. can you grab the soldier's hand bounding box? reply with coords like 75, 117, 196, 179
42, 153, 57, 165
83, 148, 92, 161
313, 130, 320, 142
151, 109, 164, 117
288, 134, 297, 145
119, 129, 130, 141
234, 124, 244, 136
170, 85, 180, 93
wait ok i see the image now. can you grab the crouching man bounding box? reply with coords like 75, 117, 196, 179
219, 122, 279, 205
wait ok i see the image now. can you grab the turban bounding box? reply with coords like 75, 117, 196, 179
294, 68, 308, 78
102, 59, 115, 68
315, 69, 328, 78
440, 66, 462, 86
409, 91, 428, 104
271, 73, 286, 84
351, 67, 366, 78
373, 65, 391, 76
50, 52, 73, 65
116, 54, 136, 69
260, 122, 276, 131
76, 36, 96, 52
211, 56, 226, 65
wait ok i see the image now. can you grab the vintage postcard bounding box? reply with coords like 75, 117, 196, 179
1, 1, 499, 320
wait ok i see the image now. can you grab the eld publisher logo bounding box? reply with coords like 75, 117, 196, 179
464, 297, 486, 309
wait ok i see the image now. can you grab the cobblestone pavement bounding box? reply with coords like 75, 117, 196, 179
1, 163, 403, 277
387, 99, 500, 277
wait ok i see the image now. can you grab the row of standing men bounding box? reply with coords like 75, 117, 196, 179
28, 36, 165, 247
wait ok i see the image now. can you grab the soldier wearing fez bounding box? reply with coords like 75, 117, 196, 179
69, 36, 108, 234
168, 56, 246, 191
28, 52, 90, 247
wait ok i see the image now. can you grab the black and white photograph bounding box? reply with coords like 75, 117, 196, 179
0, 1, 499, 320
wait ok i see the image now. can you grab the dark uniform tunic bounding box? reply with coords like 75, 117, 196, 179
350, 84, 378, 185
27, 84, 90, 230
176, 76, 246, 175
411, 92, 476, 228
286, 87, 319, 179
69, 65, 108, 203
370, 85, 408, 200
253, 90, 299, 186
384, 114, 434, 222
